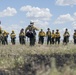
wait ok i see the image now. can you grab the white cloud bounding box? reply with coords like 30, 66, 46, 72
0, 7, 17, 17
31, 19, 49, 30
73, 12, 76, 20
56, 0, 76, 6
20, 5, 52, 30
20, 5, 52, 21
72, 22, 76, 29
20, 21, 25, 24
74, 12, 76, 16
54, 14, 74, 24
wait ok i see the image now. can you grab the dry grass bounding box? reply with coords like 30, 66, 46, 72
0, 43, 76, 75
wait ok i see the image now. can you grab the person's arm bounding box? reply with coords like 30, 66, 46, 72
58, 32, 60, 37
25, 27, 29, 33
33, 26, 39, 31
73, 33, 74, 39
68, 32, 70, 37
43, 32, 46, 36
46, 32, 48, 36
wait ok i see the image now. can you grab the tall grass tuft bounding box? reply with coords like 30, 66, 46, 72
49, 57, 61, 75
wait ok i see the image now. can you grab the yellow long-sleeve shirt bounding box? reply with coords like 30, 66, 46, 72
10, 33, 16, 38
25, 25, 39, 33
19, 32, 25, 36
63, 32, 70, 37
46, 31, 51, 36
51, 33, 55, 38
55, 32, 60, 38
3, 32, 9, 37
39, 31, 45, 37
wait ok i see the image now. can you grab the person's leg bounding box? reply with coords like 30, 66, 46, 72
19, 36, 21, 44
40, 36, 42, 44
11, 38, 13, 44
75, 39, 76, 44
50, 37, 52, 45
58, 38, 60, 44
31, 37, 34, 46
52, 38, 54, 44
55, 38, 57, 44
47, 37, 49, 45
30, 37, 32, 46
5, 37, 8, 45
41, 36, 43, 44
42, 37, 44, 45
21, 36, 23, 44
13, 38, 15, 45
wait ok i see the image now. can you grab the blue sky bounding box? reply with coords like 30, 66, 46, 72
0, 0, 76, 40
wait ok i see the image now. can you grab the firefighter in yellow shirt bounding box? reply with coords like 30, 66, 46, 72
19, 28, 25, 45
55, 29, 61, 44
25, 22, 39, 33
10, 30, 16, 45
25, 21, 39, 46
2, 30, 9, 45
51, 30, 55, 44
63, 29, 70, 45
73, 30, 76, 44
38, 29, 45, 45
46, 28, 51, 45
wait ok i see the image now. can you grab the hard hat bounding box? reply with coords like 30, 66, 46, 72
30, 21, 34, 25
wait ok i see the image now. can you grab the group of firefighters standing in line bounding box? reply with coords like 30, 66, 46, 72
0, 21, 76, 46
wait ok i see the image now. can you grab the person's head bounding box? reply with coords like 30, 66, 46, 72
4, 30, 6, 33
52, 30, 54, 33
41, 29, 43, 32
74, 30, 76, 32
30, 21, 34, 26
12, 30, 14, 33
47, 28, 50, 31
65, 28, 68, 32
56, 29, 59, 32
20, 28, 24, 33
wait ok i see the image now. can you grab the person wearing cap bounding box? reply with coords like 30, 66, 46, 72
73, 30, 76, 44
55, 29, 61, 44
46, 28, 51, 45
10, 30, 16, 45
63, 29, 70, 45
51, 30, 55, 44
2, 30, 9, 45
25, 21, 39, 46
25, 22, 39, 33
38, 29, 45, 45
19, 28, 25, 45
